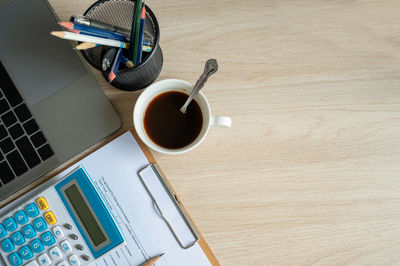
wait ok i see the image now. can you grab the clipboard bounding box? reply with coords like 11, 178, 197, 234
138, 163, 200, 249
130, 128, 219, 265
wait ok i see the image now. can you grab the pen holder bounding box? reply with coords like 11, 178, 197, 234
80, 0, 163, 91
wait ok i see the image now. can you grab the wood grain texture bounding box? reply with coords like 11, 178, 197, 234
28, 0, 400, 265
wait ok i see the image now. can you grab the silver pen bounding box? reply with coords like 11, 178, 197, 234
71, 15, 154, 43
71, 15, 130, 36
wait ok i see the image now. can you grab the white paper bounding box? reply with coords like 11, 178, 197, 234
54, 132, 211, 266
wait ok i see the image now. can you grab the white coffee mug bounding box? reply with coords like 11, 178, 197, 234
133, 79, 231, 154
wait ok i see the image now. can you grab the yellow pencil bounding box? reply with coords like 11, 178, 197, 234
140, 254, 164, 266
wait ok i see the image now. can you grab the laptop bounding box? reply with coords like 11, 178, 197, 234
0, 0, 121, 201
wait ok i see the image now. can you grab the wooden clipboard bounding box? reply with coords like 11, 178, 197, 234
128, 128, 220, 265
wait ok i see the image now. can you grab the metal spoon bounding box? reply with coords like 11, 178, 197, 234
180, 59, 218, 113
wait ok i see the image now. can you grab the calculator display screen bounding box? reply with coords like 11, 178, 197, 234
65, 184, 107, 246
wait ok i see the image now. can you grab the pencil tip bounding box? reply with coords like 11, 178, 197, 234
59, 21, 73, 30
50, 31, 64, 38
108, 72, 116, 82
141, 5, 146, 17
126, 61, 134, 68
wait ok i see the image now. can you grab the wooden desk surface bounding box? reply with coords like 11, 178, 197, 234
29, 0, 400, 264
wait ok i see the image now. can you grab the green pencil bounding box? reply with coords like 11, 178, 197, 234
131, 0, 143, 63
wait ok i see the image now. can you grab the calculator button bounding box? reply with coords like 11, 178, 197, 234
43, 211, 57, 225
25, 260, 39, 266
69, 234, 78, 240
32, 217, 47, 232
36, 197, 49, 211
60, 240, 72, 254
1, 238, 14, 252
4, 217, 17, 232
69, 254, 80, 265
74, 244, 84, 250
29, 238, 44, 253
81, 254, 90, 261
40, 231, 55, 246
25, 203, 39, 218
38, 253, 51, 266
22, 224, 36, 239
14, 210, 28, 225
0, 223, 7, 238
52, 226, 64, 239
19, 245, 33, 260
63, 223, 72, 230
8, 252, 22, 266
56, 261, 68, 266
11, 231, 25, 246
49, 246, 63, 261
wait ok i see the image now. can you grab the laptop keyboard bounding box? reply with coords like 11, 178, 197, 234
0, 62, 54, 186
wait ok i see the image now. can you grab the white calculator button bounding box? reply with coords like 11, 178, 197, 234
68, 254, 81, 265
49, 246, 63, 260
52, 226, 64, 239
60, 240, 72, 254
25, 260, 39, 266
38, 253, 51, 266
56, 261, 68, 266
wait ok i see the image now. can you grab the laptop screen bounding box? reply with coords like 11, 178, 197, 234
0, 0, 87, 106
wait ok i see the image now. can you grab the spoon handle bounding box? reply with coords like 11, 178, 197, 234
180, 59, 218, 113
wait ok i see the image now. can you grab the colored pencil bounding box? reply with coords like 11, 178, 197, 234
50, 31, 128, 48
108, 48, 123, 82
59, 22, 127, 41
140, 254, 164, 266
142, 45, 152, 52
121, 56, 134, 68
70, 15, 154, 45
74, 42, 101, 50
74, 42, 152, 51
67, 29, 104, 38
136, 4, 146, 64
130, 0, 143, 62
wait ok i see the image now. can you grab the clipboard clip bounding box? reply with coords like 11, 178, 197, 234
138, 163, 200, 249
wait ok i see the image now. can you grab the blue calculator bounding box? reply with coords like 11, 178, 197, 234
0, 167, 124, 266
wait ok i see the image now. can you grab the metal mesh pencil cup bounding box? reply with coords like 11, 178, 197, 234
80, 0, 163, 91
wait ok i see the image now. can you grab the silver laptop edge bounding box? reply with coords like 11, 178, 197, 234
0, 0, 121, 201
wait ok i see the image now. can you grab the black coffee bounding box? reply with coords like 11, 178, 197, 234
144, 91, 203, 149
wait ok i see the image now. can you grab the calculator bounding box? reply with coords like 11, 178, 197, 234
0, 167, 124, 266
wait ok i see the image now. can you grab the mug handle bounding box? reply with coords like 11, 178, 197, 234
211, 116, 232, 128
